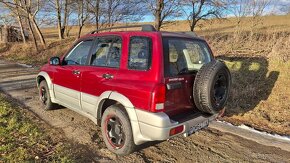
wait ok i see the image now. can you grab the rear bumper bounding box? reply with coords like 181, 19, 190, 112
135, 109, 218, 141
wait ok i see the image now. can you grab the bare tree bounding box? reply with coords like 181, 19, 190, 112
143, 0, 182, 31
0, 0, 47, 50
61, 0, 69, 37
26, 0, 46, 47
74, 0, 89, 38
87, 0, 102, 30
248, 0, 271, 34
228, 0, 271, 35
182, 0, 226, 31
154, 0, 163, 30
86, 0, 144, 33
19, 0, 39, 51
26, 12, 39, 51
0, 13, 15, 26
55, 0, 62, 39
101, 0, 144, 28
0, 1, 27, 43
47, 0, 70, 40
15, 1, 27, 43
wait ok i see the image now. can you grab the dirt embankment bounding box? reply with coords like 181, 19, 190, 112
205, 31, 290, 136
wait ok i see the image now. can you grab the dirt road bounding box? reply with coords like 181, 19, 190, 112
0, 60, 289, 162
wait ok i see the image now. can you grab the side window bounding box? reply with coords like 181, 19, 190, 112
90, 37, 122, 68
64, 40, 93, 65
128, 37, 152, 70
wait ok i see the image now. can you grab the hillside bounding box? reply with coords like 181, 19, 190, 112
40, 14, 290, 38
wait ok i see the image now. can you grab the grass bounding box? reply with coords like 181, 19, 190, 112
220, 57, 290, 135
0, 94, 76, 162
0, 38, 74, 65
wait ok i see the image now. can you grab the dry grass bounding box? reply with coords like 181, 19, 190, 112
219, 56, 290, 135
0, 14, 290, 135
0, 38, 74, 65
203, 15, 290, 135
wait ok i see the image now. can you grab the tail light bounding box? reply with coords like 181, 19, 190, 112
169, 125, 184, 136
150, 84, 166, 112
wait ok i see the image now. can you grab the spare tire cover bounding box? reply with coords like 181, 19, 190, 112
193, 60, 231, 114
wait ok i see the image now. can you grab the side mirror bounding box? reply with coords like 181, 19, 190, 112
49, 57, 60, 65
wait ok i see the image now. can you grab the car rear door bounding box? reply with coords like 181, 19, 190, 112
80, 36, 122, 115
53, 38, 94, 110
162, 37, 212, 116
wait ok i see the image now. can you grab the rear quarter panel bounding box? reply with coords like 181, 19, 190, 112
114, 32, 164, 111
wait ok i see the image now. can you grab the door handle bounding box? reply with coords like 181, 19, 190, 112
72, 70, 80, 75
102, 73, 114, 79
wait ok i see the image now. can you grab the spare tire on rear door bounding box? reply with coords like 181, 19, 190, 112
193, 60, 231, 115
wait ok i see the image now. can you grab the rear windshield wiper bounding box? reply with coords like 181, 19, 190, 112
178, 68, 196, 75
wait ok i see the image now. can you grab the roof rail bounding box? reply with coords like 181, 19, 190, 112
89, 24, 156, 34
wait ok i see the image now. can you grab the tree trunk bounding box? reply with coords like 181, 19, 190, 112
61, 0, 68, 38
15, 4, 27, 43
107, 0, 112, 28
190, 19, 197, 32
77, 0, 84, 38
56, 0, 63, 40
96, 16, 99, 31
66, 27, 71, 37
17, 16, 26, 43
154, 0, 164, 31
95, 0, 100, 31
27, 18, 38, 52
77, 26, 83, 39
29, 15, 46, 47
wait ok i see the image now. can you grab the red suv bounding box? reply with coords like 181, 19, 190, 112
37, 25, 231, 155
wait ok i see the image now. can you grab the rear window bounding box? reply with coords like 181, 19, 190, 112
163, 38, 212, 76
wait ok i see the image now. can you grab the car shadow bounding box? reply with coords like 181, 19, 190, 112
217, 55, 279, 116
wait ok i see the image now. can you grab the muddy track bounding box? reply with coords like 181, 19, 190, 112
0, 60, 289, 162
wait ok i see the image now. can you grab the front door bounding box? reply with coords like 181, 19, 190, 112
53, 39, 94, 110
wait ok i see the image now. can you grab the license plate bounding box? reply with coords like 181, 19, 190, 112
188, 120, 209, 135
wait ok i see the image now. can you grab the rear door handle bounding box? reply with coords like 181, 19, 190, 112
72, 70, 80, 75
102, 73, 114, 79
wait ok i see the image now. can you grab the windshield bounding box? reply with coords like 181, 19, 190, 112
163, 37, 212, 76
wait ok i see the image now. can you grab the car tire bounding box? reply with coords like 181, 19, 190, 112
39, 80, 57, 110
193, 60, 231, 114
101, 105, 136, 156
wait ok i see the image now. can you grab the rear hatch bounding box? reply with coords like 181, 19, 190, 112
162, 36, 213, 116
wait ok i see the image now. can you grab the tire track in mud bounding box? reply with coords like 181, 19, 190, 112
0, 60, 290, 162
